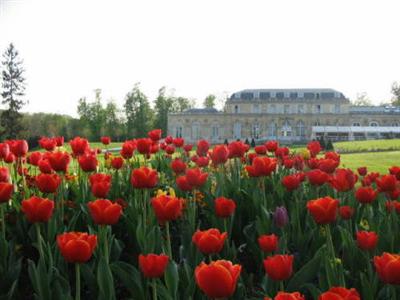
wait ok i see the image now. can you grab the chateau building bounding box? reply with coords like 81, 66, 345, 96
168, 89, 400, 144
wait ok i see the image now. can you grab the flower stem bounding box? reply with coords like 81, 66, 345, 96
279, 281, 284, 291
75, 263, 81, 300
35, 222, 44, 259
165, 221, 172, 259
0, 204, 5, 240
102, 225, 109, 263
325, 225, 338, 283
152, 279, 157, 300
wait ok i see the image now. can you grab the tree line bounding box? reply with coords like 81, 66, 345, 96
1, 42, 400, 143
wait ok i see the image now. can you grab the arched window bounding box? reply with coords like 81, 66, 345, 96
233, 122, 241, 139
175, 126, 182, 138
370, 121, 379, 127
352, 122, 361, 126
268, 122, 277, 137
251, 123, 260, 139
192, 122, 201, 140
234, 105, 239, 114
211, 123, 219, 140
281, 120, 292, 137
296, 120, 305, 137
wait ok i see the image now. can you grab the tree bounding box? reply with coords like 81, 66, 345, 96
352, 92, 372, 106
203, 94, 216, 108
1, 43, 27, 139
153, 86, 174, 137
104, 100, 124, 141
171, 96, 194, 112
77, 89, 106, 140
391, 82, 400, 106
124, 83, 154, 138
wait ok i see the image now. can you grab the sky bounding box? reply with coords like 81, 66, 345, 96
0, 0, 399, 117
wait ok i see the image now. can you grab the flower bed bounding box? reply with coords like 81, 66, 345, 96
0, 133, 399, 299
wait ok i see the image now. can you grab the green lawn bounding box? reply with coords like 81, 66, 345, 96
340, 151, 400, 174
334, 139, 400, 153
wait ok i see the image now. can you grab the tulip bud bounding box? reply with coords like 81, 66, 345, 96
273, 206, 289, 228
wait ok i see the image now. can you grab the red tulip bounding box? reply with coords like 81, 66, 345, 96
28, 151, 43, 166
183, 144, 193, 152
246, 156, 276, 177
355, 187, 377, 204
356, 231, 378, 251
254, 145, 267, 155
196, 139, 210, 157
386, 201, 400, 214
192, 228, 227, 254
57, 232, 97, 263
228, 141, 247, 158
70, 137, 89, 156
265, 140, 278, 152
120, 141, 136, 159
88, 199, 122, 225
389, 166, 400, 180
131, 167, 158, 189
339, 206, 354, 220
263, 254, 294, 281
185, 168, 208, 188
307, 197, 339, 225
357, 167, 368, 176
374, 252, 400, 285
4, 153, 15, 164
36, 173, 61, 193
0, 143, 10, 159
39, 137, 57, 151
318, 158, 340, 174
283, 158, 294, 169
48, 151, 70, 173
111, 156, 124, 170
271, 292, 306, 300
0, 182, 13, 203
136, 138, 153, 155
89, 173, 111, 198
210, 145, 229, 165
330, 169, 358, 192
306, 169, 330, 186
0, 167, 10, 183
275, 147, 289, 159
9, 140, 28, 157
176, 176, 193, 191
325, 151, 340, 162
100, 136, 111, 145
195, 260, 241, 298
282, 174, 301, 191
148, 129, 162, 141
214, 197, 236, 218
376, 175, 397, 193
165, 145, 175, 155
319, 287, 360, 300
258, 234, 278, 253
165, 136, 173, 144
172, 137, 184, 147
55, 136, 64, 147
307, 141, 321, 157
21, 196, 54, 223
139, 253, 169, 278
150, 194, 184, 223
171, 158, 186, 174
78, 153, 98, 172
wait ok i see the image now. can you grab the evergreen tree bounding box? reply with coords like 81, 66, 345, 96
1, 43, 27, 139
124, 83, 153, 138
153, 86, 173, 136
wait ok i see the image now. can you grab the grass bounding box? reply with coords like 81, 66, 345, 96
340, 151, 400, 174
333, 139, 400, 153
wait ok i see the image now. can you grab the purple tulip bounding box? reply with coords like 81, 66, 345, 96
274, 206, 289, 228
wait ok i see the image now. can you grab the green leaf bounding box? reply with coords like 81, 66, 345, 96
164, 261, 179, 299
110, 261, 145, 300
97, 257, 116, 300
286, 245, 325, 291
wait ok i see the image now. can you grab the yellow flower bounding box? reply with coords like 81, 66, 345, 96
156, 187, 176, 197
360, 219, 370, 230
300, 149, 311, 160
